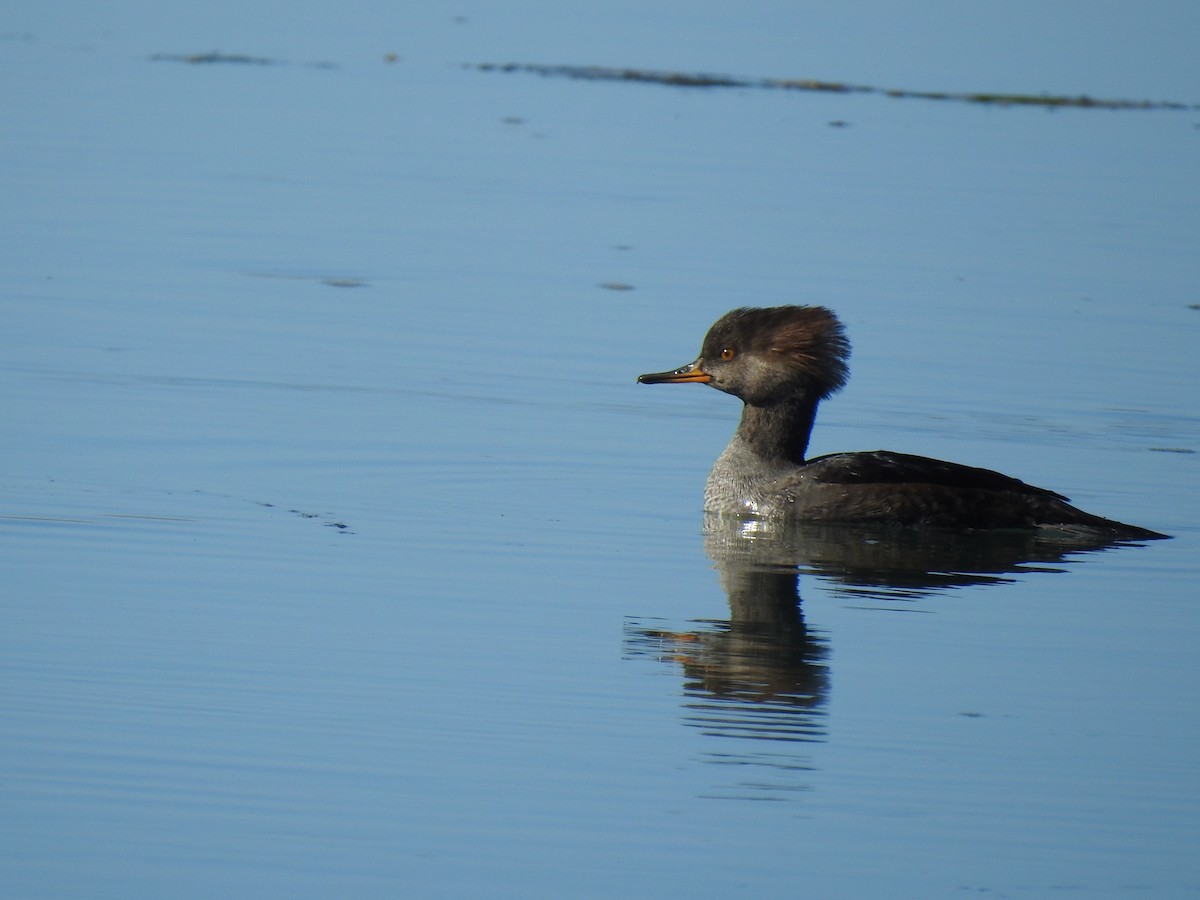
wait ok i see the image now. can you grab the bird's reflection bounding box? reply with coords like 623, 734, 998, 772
624, 514, 1156, 799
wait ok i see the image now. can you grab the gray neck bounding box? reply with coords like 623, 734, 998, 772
734, 397, 818, 464
704, 397, 820, 513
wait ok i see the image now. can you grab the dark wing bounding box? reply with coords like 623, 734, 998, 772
800, 450, 1070, 502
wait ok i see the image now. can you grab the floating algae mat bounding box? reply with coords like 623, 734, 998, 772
473, 62, 1198, 111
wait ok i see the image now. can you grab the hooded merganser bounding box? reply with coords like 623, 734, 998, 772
638, 306, 1166, 540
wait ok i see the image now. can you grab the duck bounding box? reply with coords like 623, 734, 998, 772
637, 305, 1166, 540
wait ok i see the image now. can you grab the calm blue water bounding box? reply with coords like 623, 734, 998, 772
3, 4, 1199, 897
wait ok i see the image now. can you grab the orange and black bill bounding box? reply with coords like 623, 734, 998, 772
637, 361, 712, 384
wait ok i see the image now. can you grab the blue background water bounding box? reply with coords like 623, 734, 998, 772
3, 3, 1198, 897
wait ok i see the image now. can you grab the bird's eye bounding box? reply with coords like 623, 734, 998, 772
721, 347, 735, 361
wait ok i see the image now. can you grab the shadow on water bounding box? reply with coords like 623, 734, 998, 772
624, 514, 1159, 800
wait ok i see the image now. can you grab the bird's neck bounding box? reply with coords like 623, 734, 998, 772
734, 397, 819, 465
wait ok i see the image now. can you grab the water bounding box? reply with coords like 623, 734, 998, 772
3, 4, 1199, 897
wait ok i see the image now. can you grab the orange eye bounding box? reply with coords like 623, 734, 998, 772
720, 347, 735, 361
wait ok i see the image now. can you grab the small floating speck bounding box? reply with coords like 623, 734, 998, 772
322, 278, 369, 288
1148, 447, 1195, 454
599, 282, 635, 291
151, 51, 278, 65
150, 51, 336, 69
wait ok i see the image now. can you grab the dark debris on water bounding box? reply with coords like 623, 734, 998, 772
473, 63, 1199, 111
150, 51, 336, 69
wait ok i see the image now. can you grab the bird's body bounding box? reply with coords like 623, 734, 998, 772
638, 306, 1166, 540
